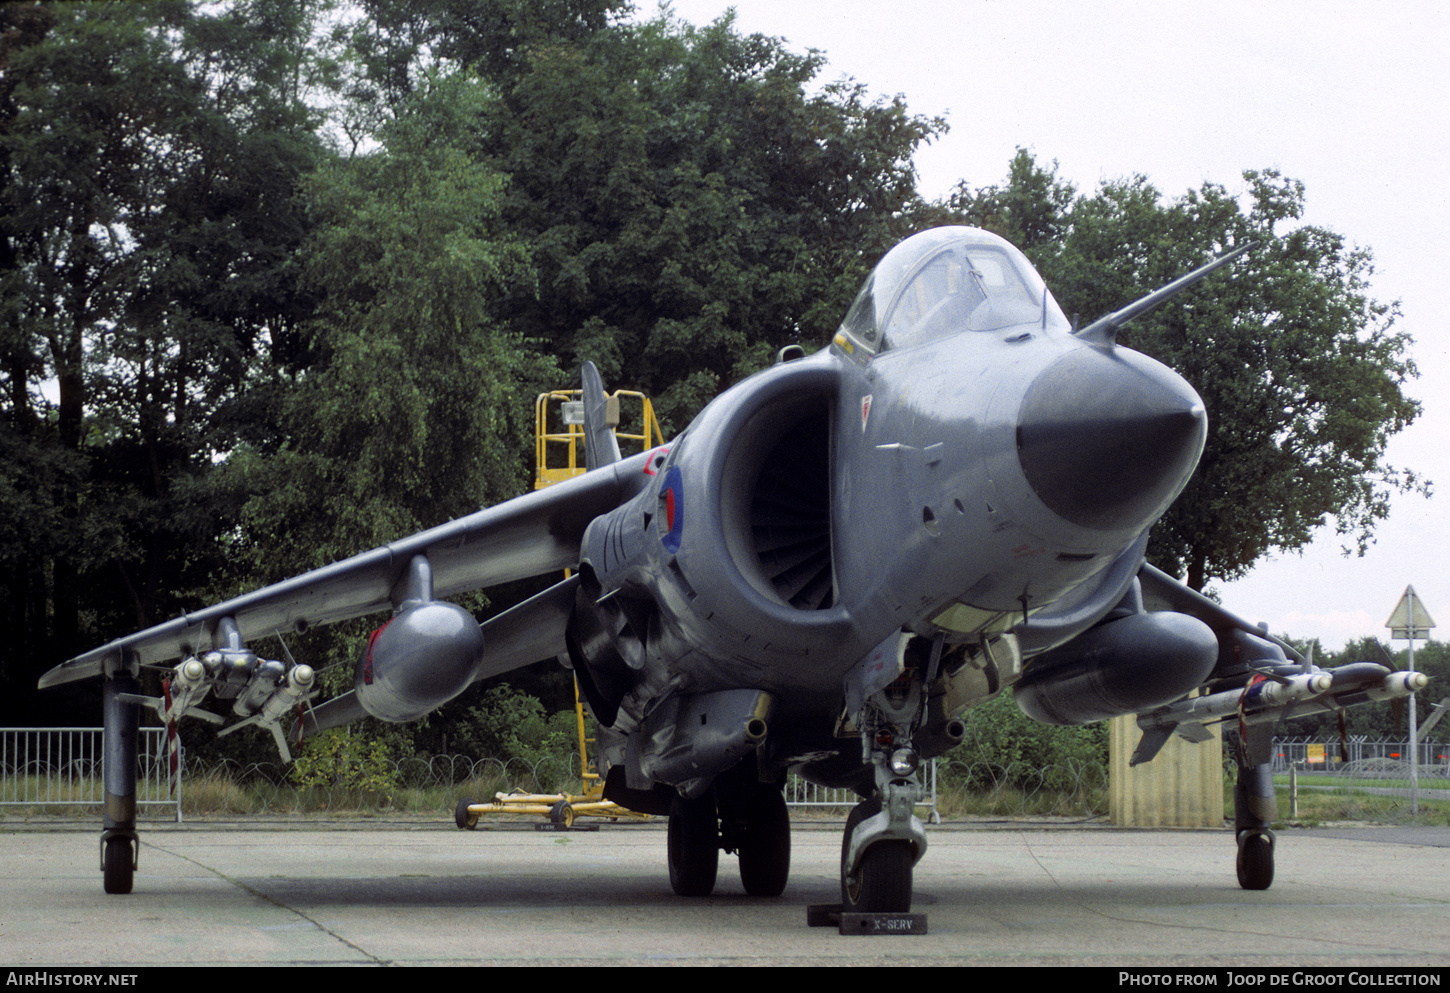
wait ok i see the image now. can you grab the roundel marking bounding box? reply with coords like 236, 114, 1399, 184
661, 466, 685, 554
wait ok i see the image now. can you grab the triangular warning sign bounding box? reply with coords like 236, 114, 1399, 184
1386, 585, 1436, 639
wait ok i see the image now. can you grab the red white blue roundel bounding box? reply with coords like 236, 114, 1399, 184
661, 466, 685, 553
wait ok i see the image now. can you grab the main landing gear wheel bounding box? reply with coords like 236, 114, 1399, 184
102, 835, 134, 896
840, 800, 912, 913
668, 793, 719, 897
737, 786, 790, 897
1236, 829, 1275, 890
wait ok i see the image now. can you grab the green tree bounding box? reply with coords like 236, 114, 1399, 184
946, 153, 1423, 591
933, 147, 1077, 255
463, 10, 943, 431
232, 69, 551, 585
0, 1, 325, 717
948, 692, 1107, 792
451, 683, 577, 767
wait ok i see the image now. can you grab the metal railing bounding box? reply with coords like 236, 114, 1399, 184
2, 730, 950, 821
0, 727, 181, 820
786, 760, 941, 822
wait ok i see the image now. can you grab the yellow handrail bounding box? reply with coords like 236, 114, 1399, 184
534, 389, 664, 490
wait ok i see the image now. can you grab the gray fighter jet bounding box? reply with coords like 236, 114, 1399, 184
41, 226, 1427, 909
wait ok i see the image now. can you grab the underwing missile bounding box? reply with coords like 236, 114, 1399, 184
216, 664, 317, 762
164, 657, 224, 726
1138, 667, 1427, 742
233, 658, 287, 717
116, 656, 225, 727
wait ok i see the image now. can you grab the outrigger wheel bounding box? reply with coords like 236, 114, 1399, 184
840, 799, 912, 913
102, 832, 136, 895
1236, 829, 1275, 890
1232, 759, 1277, 891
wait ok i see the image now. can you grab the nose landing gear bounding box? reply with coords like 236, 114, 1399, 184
810, 666, 930, 934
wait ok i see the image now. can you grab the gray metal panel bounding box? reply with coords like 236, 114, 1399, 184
475, 574, 579, 680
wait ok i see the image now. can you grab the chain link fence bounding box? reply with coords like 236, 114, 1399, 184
1266, 735, 1450, 823
1271, 735, 1450, 774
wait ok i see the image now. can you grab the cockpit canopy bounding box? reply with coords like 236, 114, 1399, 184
837, 227, 1070, 353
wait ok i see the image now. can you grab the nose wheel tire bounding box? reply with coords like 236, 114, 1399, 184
668, 794, 719, 897
840, 799, 912, 913
1236, 829, 1275, 890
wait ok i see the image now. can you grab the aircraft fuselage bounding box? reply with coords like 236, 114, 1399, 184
576, 228, 1208, 784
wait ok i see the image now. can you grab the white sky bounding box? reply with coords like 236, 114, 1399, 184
649, 0, 1450, 652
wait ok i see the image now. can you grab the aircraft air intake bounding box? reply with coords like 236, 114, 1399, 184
715, 379, 838, 613
747, 409, 834, 609
1016, 346, 1206, 532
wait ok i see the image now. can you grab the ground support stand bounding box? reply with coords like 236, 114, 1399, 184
806, 903, 927, 935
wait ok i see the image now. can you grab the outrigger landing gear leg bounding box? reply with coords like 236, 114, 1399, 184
101, 656, 141, 895
1234, 761, 1276, 891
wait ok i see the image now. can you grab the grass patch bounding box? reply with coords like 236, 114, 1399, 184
934, 784, 1107, 819
1278, 774, 1450, 790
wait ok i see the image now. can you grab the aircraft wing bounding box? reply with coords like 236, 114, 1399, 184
39, 451, 655, 689
1137, 562, 1305, 663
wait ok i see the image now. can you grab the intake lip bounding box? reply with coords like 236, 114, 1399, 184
1016, 346, 1206, 532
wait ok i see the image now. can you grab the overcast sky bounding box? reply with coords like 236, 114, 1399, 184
649, 0, 1450, 652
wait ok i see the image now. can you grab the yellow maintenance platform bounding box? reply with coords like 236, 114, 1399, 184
454, 385, 663, 830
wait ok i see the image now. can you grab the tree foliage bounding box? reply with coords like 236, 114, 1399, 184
466, 10, 943, 430
2, 3, 1425, 763
0, 1, 323, 716
450, 683, 578, 767
232, 69, 551, 580
949, 692, 1107, 791
0, 0, 942, 725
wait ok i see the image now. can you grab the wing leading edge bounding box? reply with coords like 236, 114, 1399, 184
1137, 562, 1305, 663
39, 450, 656, 689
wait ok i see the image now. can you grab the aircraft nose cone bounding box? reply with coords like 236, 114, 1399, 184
1017, 346, 1206, 531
